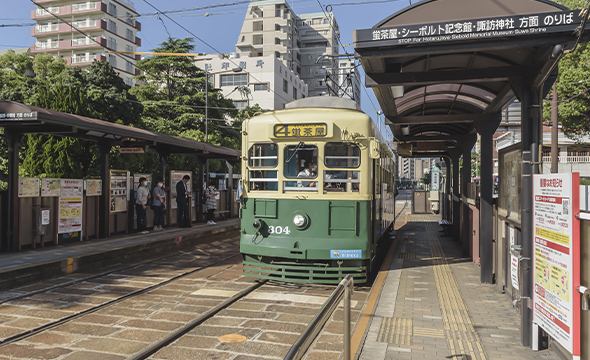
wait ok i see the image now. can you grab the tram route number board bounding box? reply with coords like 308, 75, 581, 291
274, 123, 327, 138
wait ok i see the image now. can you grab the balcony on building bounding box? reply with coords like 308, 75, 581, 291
31, 2, 106, 20
32, 19, 106, 36
65, 53, 107, 66
30, 36, 107, 53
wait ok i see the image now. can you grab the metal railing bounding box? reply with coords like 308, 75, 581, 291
541, 155, 590, 164
284, 274, 354, 360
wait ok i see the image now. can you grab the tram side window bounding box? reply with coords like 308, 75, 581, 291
248, 143, 278, 191
283, 144, 318, 191
324, 171, 360, 192
324, 142, 360, 168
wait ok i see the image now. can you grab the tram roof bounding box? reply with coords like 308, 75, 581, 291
354, 0, 590, 157
284, 97, 361, 111
0, 101, 241, 162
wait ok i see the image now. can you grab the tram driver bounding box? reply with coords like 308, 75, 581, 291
297, 160, 317, 187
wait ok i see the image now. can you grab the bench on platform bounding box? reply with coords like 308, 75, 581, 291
438, 219, 453, 234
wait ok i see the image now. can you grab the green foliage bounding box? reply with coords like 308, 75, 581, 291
420, 171, 431, 185
580, 177, 590, 185
542, 0, 590, 140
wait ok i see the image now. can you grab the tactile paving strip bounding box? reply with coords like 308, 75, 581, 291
377, 317, 413, 345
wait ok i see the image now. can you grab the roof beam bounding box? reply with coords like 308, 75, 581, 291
366, 66, 537, 87
397, 134, 474, 142
388, 113, 499, 125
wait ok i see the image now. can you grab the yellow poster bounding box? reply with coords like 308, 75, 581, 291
550, 266, 570, 303
534, 257, 551, 291
535, 227, 570, 246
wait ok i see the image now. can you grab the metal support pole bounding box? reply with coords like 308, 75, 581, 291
197, 158, 205, 223
98, 143, 111, 239
6, 131, 21, 252
226, 161, 234, 219
450, 151, 461, 242
444, 157, 451, 221
205, 72, 209, 143
551, 83, 558, 173
460, 137, 476, 256
475, 116, 502, 284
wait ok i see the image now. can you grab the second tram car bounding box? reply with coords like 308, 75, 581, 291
240, 97, 396, 284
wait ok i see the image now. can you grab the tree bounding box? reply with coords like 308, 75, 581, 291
542, 0, 590, 140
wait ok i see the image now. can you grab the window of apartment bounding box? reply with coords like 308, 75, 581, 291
275, 24, 281, 31
220, 74, 247, 87
126, 29, 134, 41
108, 37, 117, 50
126, 44, 133, 54
108, 54, 117, 67
108, 20, 117, 33
241, 36, 245, 43
323, 18, 330, 24
233, 100, 247, 110
283, 80, 288, 93
125, 77, 133, 86
126, 61, 133, 73
108, 3, 117, 16
293, 87, 297, 99
254, 83, 268, 91
275, 38, 281, 45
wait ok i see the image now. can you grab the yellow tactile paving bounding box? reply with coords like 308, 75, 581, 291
377, 317, 413, 345
426, 222, 488, 360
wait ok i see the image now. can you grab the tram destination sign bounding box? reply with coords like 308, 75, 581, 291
273, 123, 327, 138
356, 10, 580, 46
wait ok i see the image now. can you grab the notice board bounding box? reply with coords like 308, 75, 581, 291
533, 173, 580, 357
170, 171, 192, 209
58, 179, 83, 234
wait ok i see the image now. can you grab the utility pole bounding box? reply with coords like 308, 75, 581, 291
551, 83, 558, 173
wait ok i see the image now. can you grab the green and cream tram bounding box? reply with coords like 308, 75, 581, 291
240, 97, 396, 284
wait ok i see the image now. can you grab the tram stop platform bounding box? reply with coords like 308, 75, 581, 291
355, 214, 557, 360
0, 219, 240, 291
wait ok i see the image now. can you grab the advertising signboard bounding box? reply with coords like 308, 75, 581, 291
110, 170, 129, 213
58, 179, 83, 234
532, 173, 580, 357
85, 179, 102, 196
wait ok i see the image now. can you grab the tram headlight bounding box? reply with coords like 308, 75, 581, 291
293, 214, 306, 227
253, 221, 261, 229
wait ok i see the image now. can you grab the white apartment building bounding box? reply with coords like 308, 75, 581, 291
195, 53, 308, 111
399, 157, 414, 180
30, 0, 141, 86
337, 59, 361, 107
235, 0, 340, 98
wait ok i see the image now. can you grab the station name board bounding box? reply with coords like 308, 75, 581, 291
356, 10, 580, 46
0, 111, 37, 121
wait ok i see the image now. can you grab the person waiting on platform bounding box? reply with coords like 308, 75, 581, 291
176, 175, 191, 228
297, 160, 317, 187
205, 181, 218, 225
152, 179, 166, 232
136, 177, 150, 234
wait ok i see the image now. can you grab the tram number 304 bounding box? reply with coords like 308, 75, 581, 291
268, 226, 291, 235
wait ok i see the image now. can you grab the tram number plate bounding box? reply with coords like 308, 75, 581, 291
268, 226, 290, 235
330, 250, 362, 259
274, 123, 327, 138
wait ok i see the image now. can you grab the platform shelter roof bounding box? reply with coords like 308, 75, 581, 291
354, 0, 589, 157
0, 101, 241, 162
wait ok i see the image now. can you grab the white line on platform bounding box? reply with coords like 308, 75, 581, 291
387, 346, 412, 353
423, 315, 443, 320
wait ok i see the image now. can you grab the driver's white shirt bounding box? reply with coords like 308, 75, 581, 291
297, 169, 314, 187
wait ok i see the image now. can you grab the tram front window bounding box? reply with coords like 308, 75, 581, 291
283, 143, 318, 191
248, 143, 278, 191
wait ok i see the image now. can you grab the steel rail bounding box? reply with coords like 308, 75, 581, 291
0, 252, 241, 347
130, 279, 266, 360
284, 274, 354, 360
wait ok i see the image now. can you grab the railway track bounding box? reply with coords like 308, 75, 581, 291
0, 237, 242, 347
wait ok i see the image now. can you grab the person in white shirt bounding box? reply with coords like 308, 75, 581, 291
297, 161, 317, 187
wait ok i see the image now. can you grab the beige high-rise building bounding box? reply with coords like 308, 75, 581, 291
30, 0, 141, 86
235, 0, 340, 98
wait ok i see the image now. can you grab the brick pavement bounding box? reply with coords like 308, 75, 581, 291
357, 215, 559, 360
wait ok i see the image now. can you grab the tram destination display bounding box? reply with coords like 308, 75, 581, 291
532, 173, 581, 357
273, 123, 327, 138
356, 10, 580, 46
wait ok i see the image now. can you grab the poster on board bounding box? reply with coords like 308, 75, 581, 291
170, 171, 192, 210
532, 173, 580, 357
18, 178, 40, 197
58, 179, 83, 234
85, 179, 102, 196
110, 170, 129, 213
41, 178, 60, 197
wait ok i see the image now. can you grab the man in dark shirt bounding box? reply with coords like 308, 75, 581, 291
176, 175, 191, 228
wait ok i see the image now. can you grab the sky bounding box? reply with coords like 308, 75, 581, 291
0, 0, 411, 140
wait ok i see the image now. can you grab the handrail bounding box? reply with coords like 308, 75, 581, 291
284, 274, 354, 360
